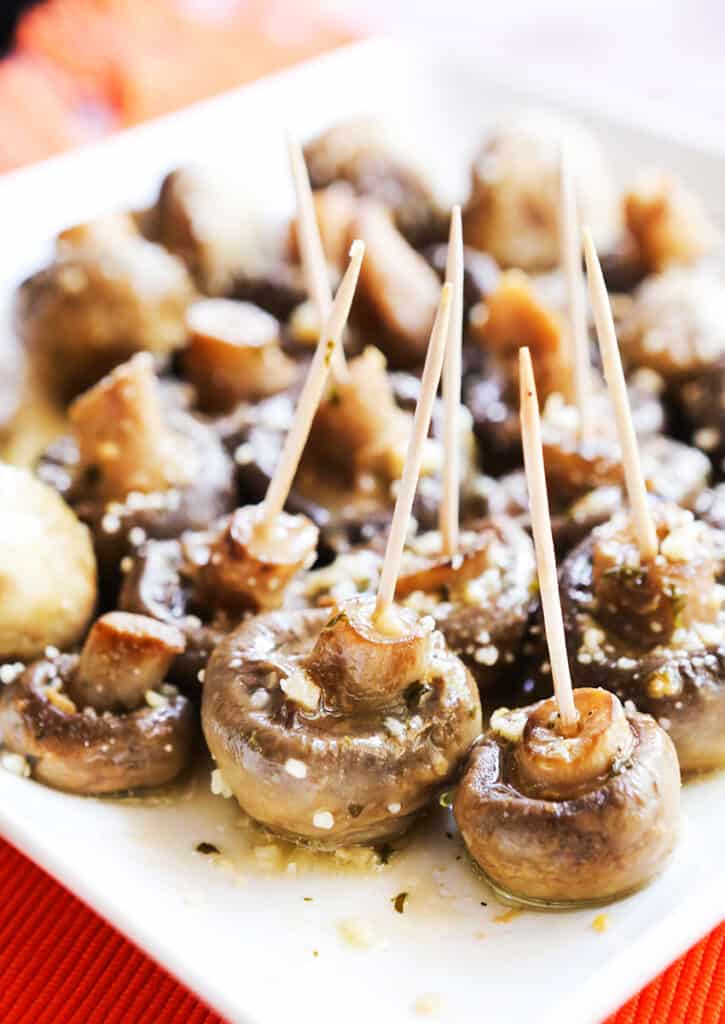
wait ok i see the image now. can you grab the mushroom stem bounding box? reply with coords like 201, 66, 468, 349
582, 226, 658, 561
375, 284, 452, 624
519, 347, 579, 735
69, 353, 191, 501
439, 205, 464, 557
72, 612, 185, 712
559, 150, 592, 437
261, 240, 364, 525
287, 133, 347, 380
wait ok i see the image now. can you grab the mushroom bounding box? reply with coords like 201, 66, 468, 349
454, 688, 680, 905
619, 267, 725, 379
16, 224, 195, 400
303, 118, 446, 247
350, 200, 442, 368
462, 109, 620, 271
0, 464, 96, 662
37, 353, 235, 598
0, 613, 193, 794
558, 502, 725, 772
143, 165, 272, 295
623, 171, 717, 274
202, 601, 481, 846
183, 298, 298, 413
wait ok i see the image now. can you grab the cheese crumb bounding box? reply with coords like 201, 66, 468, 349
490, 707, 528, 744
312, 810, 334, 830
210, 768, 233, 799
284, 758, 307, 779
338, 917, 376, 950
592, 913, 610, 933
0, 752, 31, 778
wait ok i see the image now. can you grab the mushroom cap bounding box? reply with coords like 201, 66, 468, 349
202, 608, 482, 847
0, 465, 97, 661
463, 108, 620, 272
558, 520, 725, 773
0, 653, 193, 794
454, 708, 680, 905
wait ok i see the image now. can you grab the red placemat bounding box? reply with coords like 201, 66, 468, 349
0, 838, 722, 1024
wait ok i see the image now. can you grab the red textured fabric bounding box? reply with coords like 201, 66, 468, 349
0, 838, 722, 1024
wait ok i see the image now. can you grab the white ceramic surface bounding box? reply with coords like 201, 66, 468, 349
1, 39, 724, 1024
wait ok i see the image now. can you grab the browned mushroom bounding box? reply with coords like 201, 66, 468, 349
0, 613, 193, 794
37, 353, 235, 599
350, 200, 441, 368
202, 601, 481, 846
623, 171, 717, 274
303, 119, 446, 247
558, 501, 725, 772
462, 110, 619, 272
454, 687, 680, 906
119, 506, 319, 690
183, 298, 298, 412
16, 223, 195, 400
0, 464, 97, 662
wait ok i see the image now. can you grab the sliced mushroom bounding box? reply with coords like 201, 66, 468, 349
202, 604, 481, 847
558, 503, 725, 772
37, 354, 235, 599
454, 689, 680, 905
0, 465, 97, 661
0, 617, 193, 794
16, 229, 195, 400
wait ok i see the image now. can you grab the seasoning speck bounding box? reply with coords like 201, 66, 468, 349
392, 891, 408, 914
195, 842, 220, 855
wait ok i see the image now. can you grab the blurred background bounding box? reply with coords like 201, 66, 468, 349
1, 0, 723, 175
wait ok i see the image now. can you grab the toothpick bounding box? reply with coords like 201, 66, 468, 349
287, 133, 347, 378
582, 227, 658, 560
376, 284, 453, 618
519, 347, 579, 734
262, 240, 364, 524
559, 149, 592, 436
439, 205, 463, 558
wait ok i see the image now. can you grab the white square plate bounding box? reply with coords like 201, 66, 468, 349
1, 39, 724, 1024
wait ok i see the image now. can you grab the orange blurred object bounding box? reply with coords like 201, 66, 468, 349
1, 0, 357, 171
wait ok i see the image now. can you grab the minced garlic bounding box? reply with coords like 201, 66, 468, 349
490, 707, 528, 744
210, 768, 233, 799
280, 670, 320, 712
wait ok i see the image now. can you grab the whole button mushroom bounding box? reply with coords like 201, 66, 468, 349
16, 220, 195, 400
183, 298, 298, 413
557, 502, 725, 774
463, 109, 619, 272
119, 505, 319, 691
0, 612, 193, 794
202, 601, 482, 847
454, 689, 680, 906
37, 352, 235, 600
0, 464, 96, 662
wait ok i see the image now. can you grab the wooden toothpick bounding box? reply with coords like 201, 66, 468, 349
582, 226, 658, 561
287, 133, 347, 379
262, 240, 364, 524
439, 205, 463, 558
559, 149, 592, 436
519, 347, 579, 735
375, 284, 453, 620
